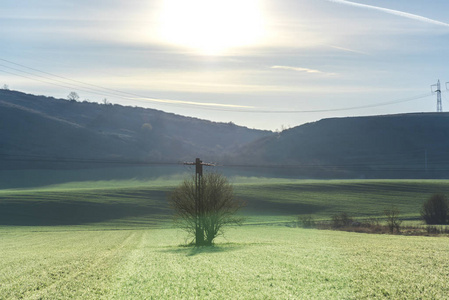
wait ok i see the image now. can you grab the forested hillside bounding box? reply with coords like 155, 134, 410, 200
236, 113, 449, 178
0, 90, 270, 169
3, 89, 449, 179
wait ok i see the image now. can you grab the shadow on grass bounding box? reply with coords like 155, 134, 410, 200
161, 243, 244, 256
0, 200, 169, 226
242, 197, 324, 216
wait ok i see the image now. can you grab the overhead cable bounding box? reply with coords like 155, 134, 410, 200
0, 57, 435, 114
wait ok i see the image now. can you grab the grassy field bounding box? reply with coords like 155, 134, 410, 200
2, 178, 449, 298
234, 179, 449, 223
1, 177, 448, 227
2, 226, 449, 299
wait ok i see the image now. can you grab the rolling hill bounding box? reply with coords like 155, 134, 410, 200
0, 89, 270, 169
236, 113, 449, 178
2, 89, 449, 179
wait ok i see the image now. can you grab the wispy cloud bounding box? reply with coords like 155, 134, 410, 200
327, 0, 449, 27
271, 65, 336, 76
329, 45, 369, 55
127, 97, 254, 109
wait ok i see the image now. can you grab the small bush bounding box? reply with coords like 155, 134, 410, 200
421, 194, 449, 225
169, 173, 244, 246
426, 226, 440, 234
384, 207, 402, 234
366, 217, 383, 233
367, 217, 380, 227
331, 213, 353, 228
426, 225, 449, 235
297, 216, 316, 228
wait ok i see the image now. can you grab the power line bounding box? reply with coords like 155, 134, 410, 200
0, 57, 435, 114
0, 63, 186, 108
0, 58, 190, 107
0, 68, 81, 92
0, 60, 230, 110
224, 93, 433, 114
0, 58, 133, 96
0, 153, 181, 166
2, 153, 449, 173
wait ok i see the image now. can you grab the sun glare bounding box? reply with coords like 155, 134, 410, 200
158, 0, 266, 55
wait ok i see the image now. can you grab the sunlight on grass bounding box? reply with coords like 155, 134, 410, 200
2, 178, 449, 229
2, 226, 449, 299
2, 178, 449, 298
30, 175, 186, 192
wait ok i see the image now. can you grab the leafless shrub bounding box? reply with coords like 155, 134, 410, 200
384, 207, 402, 234
168, 173, 244, 246
331, 213, 353, 228
297, 215, 316, 228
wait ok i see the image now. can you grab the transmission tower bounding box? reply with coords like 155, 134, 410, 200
431, 80, 442, 112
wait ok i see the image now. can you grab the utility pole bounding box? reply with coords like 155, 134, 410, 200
431, 80, 442, 112
183, 158, 214, 245
425, 149, 428, 173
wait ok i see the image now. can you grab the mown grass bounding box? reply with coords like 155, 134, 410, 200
1, 226, 449, 299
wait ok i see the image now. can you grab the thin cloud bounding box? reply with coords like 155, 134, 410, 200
329, 45, 369, 55
127, 97, 254, 109
327, 0, 449, 27
271, 65, 336, 76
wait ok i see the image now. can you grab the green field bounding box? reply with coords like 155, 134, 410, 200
2, 178, 449, 299
2, 177, 448, 227
2, 226, 449, 299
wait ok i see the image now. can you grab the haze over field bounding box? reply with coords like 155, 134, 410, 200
2, 0, 449, 130
3, 90, 449, 180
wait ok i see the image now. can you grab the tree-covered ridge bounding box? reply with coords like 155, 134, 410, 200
0, 90, 270, 168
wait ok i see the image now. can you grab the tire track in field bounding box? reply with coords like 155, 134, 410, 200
24, 231, 140, 300
107, 230, 151, 299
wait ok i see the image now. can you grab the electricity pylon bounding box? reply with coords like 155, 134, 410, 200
431, 80, 442, 112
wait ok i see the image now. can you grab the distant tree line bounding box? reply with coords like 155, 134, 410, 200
67, 92, 112, 105
297, 193, 449, 235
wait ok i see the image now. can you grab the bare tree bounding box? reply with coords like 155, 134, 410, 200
384, 207, 402, 233
67, 92, 79, 102
169, 173, 244, 246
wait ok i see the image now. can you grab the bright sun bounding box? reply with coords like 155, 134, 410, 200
158, 0, 265, 55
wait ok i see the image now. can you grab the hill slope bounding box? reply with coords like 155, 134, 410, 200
0, 90, 270, 169
4, 89, 449, 179
237, 113, 449, 178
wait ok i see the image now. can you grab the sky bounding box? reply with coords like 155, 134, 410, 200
1, 0, 449, 130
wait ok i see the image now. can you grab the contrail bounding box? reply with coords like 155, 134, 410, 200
327, 0, 449, 27
272, 65, 323, 74
271, 65, 336, 76
329, 45, 369, 55
128, 97, 254, 109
